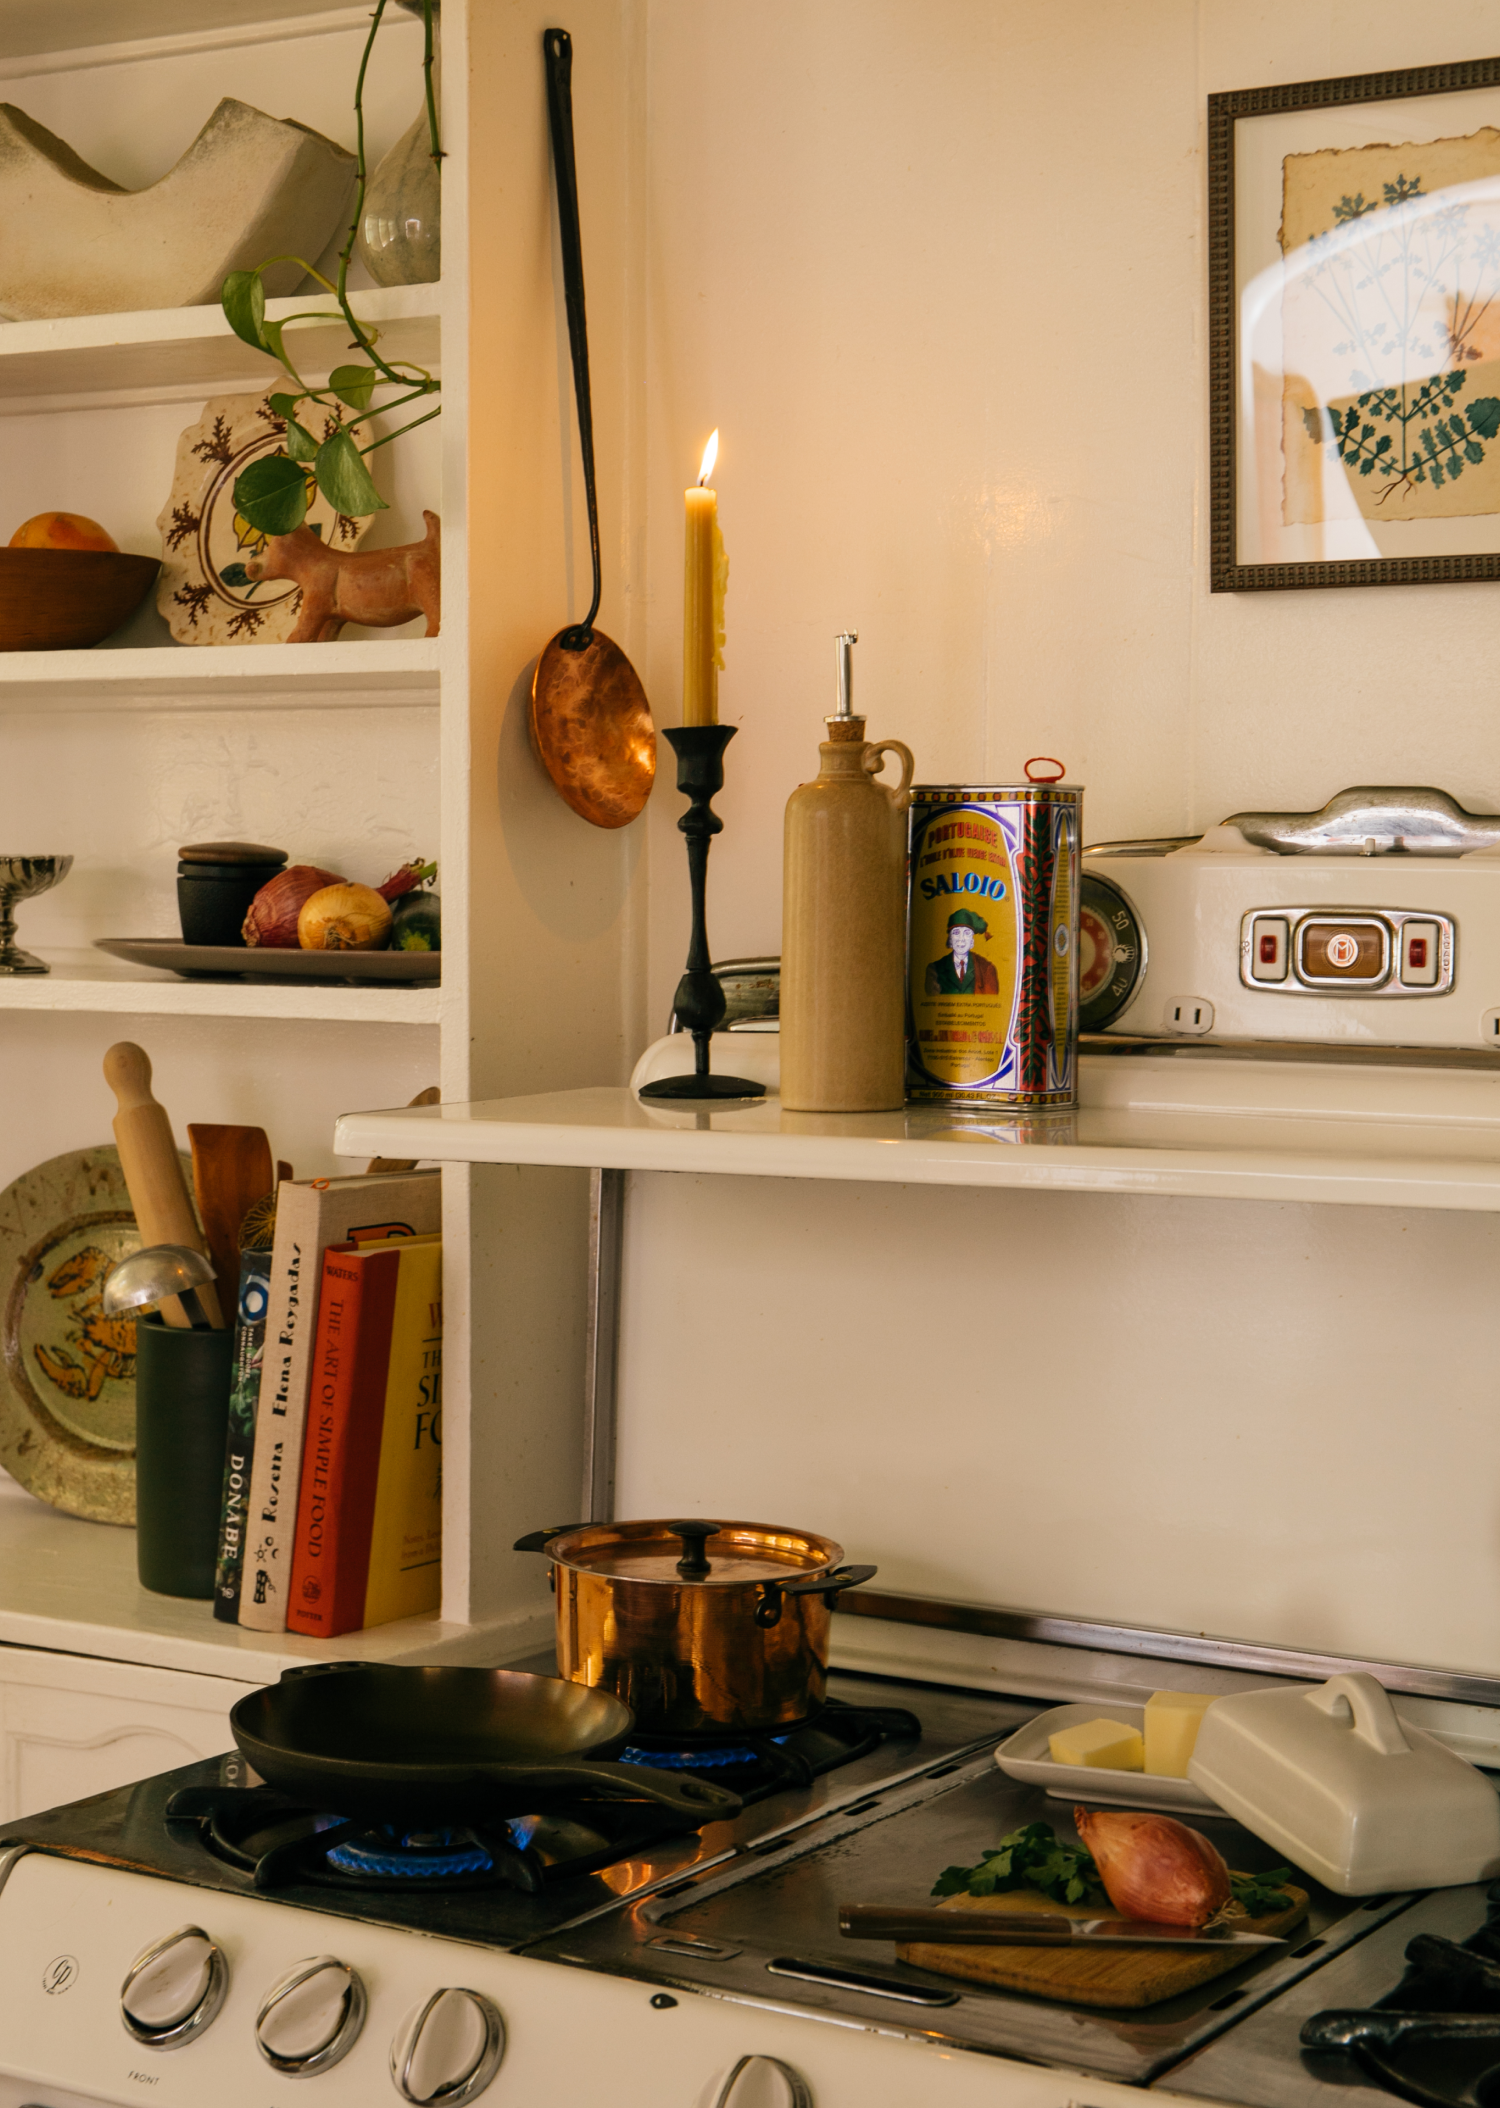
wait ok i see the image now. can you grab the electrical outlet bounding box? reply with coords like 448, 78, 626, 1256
1163, 995, 1215, 1035
1480, 1007, 1500, 1048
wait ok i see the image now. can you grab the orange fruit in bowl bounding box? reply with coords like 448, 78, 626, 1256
9, 511, 119, 553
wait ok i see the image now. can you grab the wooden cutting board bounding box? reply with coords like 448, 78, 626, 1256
896, 1882, 1309, 2010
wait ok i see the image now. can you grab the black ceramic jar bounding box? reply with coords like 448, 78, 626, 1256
177, 841, 288, 947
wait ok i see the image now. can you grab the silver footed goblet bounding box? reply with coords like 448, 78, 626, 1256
0, 856, 72, 974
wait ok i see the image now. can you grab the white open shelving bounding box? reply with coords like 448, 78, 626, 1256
333, 1049, 1500, 1213
0, 950, 440, 1022
0, 281, 442, 413
0, 636, 441, 709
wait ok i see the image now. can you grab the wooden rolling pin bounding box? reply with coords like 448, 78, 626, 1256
104, 1041, 224, 1329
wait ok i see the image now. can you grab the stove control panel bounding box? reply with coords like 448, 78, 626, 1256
119, 1925, 227, 2050
1241, 907, 1455, 996
391, 1988, 506, 2106
254, 1955, 367, 2075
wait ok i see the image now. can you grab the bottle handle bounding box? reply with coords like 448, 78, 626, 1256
863, 740, 914, 810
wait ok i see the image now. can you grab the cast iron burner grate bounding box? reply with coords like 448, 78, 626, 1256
1304, 1884, 1500, 2106
618, 1697, 922, 1798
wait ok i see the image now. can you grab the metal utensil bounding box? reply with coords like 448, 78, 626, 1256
839, 1905, 1287, 1950
0, 855, 72, 974
527, 26, 655, 831
103, 1244, 219, 1332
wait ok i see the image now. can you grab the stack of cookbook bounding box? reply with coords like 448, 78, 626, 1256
211, 1170, 442, 1638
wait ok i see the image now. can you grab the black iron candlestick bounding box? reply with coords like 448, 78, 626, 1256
638, 724, 767, 1102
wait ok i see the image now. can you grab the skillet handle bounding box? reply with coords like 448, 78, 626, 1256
513, 1525, 582, 1553
481, 1760, 742, 1822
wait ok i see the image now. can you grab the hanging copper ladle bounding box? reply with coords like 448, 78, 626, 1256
528, 26, 655, 830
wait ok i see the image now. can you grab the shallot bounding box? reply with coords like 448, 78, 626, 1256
298, 882, 393, 952
242, 864, 345, 948
1073, 1806, 1231, 1926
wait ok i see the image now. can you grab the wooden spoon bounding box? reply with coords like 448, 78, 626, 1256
188, 1124, 274, 1312
103, 1042, 223, 1329
528, 26, 655, 831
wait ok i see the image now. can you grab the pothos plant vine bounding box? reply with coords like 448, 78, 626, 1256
219, 0, 441, 537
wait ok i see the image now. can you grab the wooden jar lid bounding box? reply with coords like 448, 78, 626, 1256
177, 841, 288, 866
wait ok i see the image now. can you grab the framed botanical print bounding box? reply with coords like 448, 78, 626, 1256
1210, 55, 1500, 589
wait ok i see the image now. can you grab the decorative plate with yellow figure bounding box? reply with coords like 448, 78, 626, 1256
156, 391, 371, 645
0, 1144, 188, 1524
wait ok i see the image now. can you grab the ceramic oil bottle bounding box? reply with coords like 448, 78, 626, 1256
781, 634, 914, 1111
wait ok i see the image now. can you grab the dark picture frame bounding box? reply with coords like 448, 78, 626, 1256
1210, 54, 1500, 591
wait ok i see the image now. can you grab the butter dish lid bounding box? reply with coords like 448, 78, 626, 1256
1187, 1672, 1500, 1896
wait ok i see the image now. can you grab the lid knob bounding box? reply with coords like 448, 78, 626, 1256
667, 1519, 720, 1580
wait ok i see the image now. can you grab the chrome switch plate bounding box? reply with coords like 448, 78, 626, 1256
1240, 908, 1455, 996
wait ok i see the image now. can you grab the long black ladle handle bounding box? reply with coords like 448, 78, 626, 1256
543, 26, 602, 648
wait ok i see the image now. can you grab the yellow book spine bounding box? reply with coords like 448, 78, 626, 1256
362, 1237, 443, 1627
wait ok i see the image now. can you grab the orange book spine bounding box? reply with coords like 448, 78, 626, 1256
285, 1246, 398, 1637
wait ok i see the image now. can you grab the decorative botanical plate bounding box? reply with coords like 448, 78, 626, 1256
95, 938, 439, 984
0, 1144, 175, 1524
155, 391, 371, 645
994, 1702, 1218, 1813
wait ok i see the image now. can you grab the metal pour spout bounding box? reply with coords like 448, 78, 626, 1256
833, 630, 858, 718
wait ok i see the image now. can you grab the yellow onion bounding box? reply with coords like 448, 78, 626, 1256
243, 864, 345, 948
298, 882, 393, 952
1074, 1806, 1231, 1926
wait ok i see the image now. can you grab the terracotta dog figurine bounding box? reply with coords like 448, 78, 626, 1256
245, 508, 441, 642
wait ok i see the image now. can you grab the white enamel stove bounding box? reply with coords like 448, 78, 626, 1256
1081, 786, 1500, 1049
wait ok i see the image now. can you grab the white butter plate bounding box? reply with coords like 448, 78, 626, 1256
995, 1702, 1218, 1813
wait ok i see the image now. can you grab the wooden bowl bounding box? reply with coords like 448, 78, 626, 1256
0, 548, 161, 651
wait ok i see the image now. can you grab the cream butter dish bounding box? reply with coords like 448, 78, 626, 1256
1187, 1672, 1500, 1895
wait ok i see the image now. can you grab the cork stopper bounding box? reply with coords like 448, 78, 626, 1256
825, 716, 867, 742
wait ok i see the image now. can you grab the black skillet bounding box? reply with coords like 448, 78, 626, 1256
230, 1663, 742, 1827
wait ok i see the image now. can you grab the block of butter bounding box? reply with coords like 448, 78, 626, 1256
1048, 1718, 1145, 1770
1144, 1691, 1217, 1776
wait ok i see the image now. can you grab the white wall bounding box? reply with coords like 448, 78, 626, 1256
605, 1, 1500, 1682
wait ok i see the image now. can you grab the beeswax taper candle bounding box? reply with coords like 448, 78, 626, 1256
682, 428, 727, 725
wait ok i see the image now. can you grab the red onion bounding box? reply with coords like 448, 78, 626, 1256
377, 858, 436, 904
1074, 1806, 1231, 1926
242, 864, 345, 948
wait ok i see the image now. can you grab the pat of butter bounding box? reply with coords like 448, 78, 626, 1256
1048, 1718, 1145, 1770
1144, 1691, 1217, 1776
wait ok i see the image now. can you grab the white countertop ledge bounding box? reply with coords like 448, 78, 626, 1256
333, 1054, 1500, 1212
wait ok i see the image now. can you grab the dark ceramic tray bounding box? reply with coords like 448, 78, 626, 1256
96, 938, 439, 984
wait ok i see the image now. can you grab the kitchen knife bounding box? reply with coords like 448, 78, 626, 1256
839, 1906, 1287, 1949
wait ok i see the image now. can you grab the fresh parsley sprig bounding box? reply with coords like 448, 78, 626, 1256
932, 1822, 1108, 1908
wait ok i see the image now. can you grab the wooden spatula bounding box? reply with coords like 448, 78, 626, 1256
366, 1085, 440, 1174
103, 1042, 224, 1329
188, 1124, 274, 1313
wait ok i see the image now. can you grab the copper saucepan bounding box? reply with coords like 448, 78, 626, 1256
515, 1518, 877, 1739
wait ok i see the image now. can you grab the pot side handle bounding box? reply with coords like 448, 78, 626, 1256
513, 1525, 583, 1552
778, 1563, 879, 1601
479, 1759, 743, 1822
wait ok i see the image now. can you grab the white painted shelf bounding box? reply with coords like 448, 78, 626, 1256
0, 636, 440, 708
0, 1493, 537, 1685
0, 950, 440, 1023
0, 282, 441, 413
333, 1051, 1500, 1212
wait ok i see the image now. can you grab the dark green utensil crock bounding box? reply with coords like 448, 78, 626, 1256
134, 1313, 233, 1598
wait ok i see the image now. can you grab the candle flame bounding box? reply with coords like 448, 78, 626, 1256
698, 429, 719, 486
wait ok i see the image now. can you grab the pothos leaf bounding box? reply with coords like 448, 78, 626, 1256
314, 427, 388, 517
222, 270, 267, 351
329, 364, 378, 413
284, 417, 320, 464
268, 392, 301, 420
260, 318, 287, 367
232, 454, 311, 536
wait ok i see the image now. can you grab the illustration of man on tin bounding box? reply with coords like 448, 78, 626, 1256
924, 907, 1000, 997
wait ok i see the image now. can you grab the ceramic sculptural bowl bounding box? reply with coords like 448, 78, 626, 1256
0, 99, 355, 321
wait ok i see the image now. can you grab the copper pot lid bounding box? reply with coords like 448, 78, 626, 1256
545, 1518, 843, 1587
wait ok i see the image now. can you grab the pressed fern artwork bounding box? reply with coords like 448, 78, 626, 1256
1280, 128, 1500, 527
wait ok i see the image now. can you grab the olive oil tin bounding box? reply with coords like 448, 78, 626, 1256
906, 779, 1082, 1108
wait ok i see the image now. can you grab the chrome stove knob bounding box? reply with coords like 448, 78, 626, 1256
391, 1989, 506, 2104
714, 2056, 813, 2108
120, 1925, 228, 2049
255, 1955, 367, 2074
